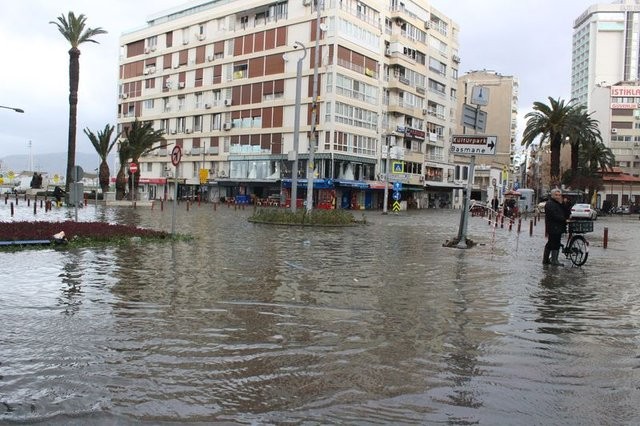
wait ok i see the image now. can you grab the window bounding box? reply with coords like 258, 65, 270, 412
177, 117, 186, 133
181, 27, 189, 44
163, 97, 171, 112
211, 113, 221, 131
144, 99, 154, 110
147, 35, 158, 50
233, 63, 248, 79
195, 92, 203, 109
194, 115, 203, 132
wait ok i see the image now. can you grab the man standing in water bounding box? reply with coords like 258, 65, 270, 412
543, 188, 567, 266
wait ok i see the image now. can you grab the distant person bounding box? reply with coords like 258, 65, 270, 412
491, 197, 499, 212
543, 189, 567, 266
53, 186, 64, 205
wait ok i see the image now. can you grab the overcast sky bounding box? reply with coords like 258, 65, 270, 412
1, 0, 598, 159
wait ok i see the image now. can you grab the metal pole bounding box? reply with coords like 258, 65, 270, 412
171, 176, 178, 236
457, 155, 475, 248
382, 136, 390, 214
291, 41, 307, 213
74, 166, 78, 221
306, 0, 323, 213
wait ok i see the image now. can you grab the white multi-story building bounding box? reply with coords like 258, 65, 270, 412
572, 0, 640, 108
117, 0, 459, 209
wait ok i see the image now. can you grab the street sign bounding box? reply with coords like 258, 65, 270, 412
450, 135, 497, 155
199, 168, 209, 184
392, 191, 401, 201
392, 201, 401, 212
73, 165, 84, 180
171, 145, 182, 166
471, 86, 489, 106
393, 182, 402, 191
461, 104, 487, 133
129, 162, 138, 174
392, 161, 404, 173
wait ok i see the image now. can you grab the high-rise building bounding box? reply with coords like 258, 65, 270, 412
571, 0, 640, 107
117, 0, 460, 209
455, 70, 519, 203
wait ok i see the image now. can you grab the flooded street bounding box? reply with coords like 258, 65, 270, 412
1, 204, 640, 424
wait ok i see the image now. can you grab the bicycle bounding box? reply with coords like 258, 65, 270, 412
560, 220, 593, 266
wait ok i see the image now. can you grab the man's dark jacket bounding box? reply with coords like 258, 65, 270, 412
545, 198, 566, 235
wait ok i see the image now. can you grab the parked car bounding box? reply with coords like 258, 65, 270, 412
570, 203, 597, 220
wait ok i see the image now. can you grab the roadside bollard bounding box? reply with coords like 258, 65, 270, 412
500, 215, 504, 228
534, 216, 537, 226
10, 202, 14, 217
529, 219, 533, 236
517, 218, 522, 233
509, 220, 512, 231
27, 198, 30, 207
160, 200, 164, 211
33, 202, 36, 215
213, 202, 217, 211
604, 227, 608, 249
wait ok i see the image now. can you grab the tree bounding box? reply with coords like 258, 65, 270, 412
522, 97, 584, 186
117, 119, 166, 200
84, 125, 118, 194
562, 139, 615, 202
565, 105, 602, 174
115, 141, 131, 200
50, 12, 107, 197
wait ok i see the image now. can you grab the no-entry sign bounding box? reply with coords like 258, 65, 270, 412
129, 162, 138, 174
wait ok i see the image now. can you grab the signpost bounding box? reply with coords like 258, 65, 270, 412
170, 146, 182, 236
450, 135, 497, 155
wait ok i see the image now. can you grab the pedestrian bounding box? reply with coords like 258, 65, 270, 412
543, 188, 567, 266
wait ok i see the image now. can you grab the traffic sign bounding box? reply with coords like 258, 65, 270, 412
171, 145, 182, 166
129, 162, 138, 174
392, 161, 404, 173
393, 182, 402, 191
450, 135, 497, 155
461, 104, 487, 133
392, 201, 401, 212
392, 191, 401, 201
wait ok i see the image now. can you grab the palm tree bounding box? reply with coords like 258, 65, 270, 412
117, 119, 166, 200
84, 125, 118, 194
565, 105, 603, 174
521, 97, 582, 186
115, 140, 131, 200
50, 12, 107, 196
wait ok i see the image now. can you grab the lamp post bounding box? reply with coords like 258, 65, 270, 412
0, 105, 24, 113
290, 41, 307, 213
306, 0, 324, 213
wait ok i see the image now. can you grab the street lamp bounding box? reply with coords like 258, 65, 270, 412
305, 0, 324, 214
0, 105, 24, 113
290, 41, 307, 213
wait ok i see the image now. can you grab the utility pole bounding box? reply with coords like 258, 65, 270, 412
306, 0, 323, 213
290, 41, 307, 213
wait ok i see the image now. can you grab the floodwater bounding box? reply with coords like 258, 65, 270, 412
1, 201, 640, 425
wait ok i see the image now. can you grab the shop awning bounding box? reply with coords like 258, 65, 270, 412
281, 178, 334, 189
425, 181, 464, 190
334, 179, 370, 189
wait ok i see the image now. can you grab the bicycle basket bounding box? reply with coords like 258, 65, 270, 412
567, 220, 593, 234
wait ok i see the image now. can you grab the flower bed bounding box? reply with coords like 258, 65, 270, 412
0, 220, 169, 248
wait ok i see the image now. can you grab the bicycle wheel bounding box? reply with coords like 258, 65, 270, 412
567, 235, 588, 266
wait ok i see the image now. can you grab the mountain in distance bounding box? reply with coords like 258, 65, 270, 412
0, 152, 116, 177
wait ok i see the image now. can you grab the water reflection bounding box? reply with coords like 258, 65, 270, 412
1, 207, 640, 423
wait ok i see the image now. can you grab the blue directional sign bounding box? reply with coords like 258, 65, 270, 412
393, 182, 402, 191
392, 161, 404, 173
392, 191, 401, 201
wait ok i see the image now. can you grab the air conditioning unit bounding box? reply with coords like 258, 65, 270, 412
422, 109, 428, 115
385, 48, 391, 56
150, 46, 156, 52
120, 93, 128, 99
182, 40, 189, 45
144, 47, 151, 54
219, 170, 226, 177
303, 0, 311, 5
171, 129, 177, 134
207, 55, 214, 62
143, 69, 150, 75
185, 129, 192, 134
223, 122, 232, 130
611, 128, 618, 134
165, 82, 172, 89
204, 103, 212, 109
452, 55, 461, 63
198, 34, 206, 41
178, 82, 185, 88
424, 21, 432, 30
149, 66, 156, 74
224, 99, 232, 106
173, 63, 180, 69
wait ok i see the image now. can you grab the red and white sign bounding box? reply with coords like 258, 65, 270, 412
171, 145, 182, 166
611, 86, 640, 97
129, 162, 138, 174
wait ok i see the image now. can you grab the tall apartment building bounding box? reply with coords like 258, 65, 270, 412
572, 0, 640, 107
571, 1, 640, 184
454, 70, 519, 203
117, 0, 460, 209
